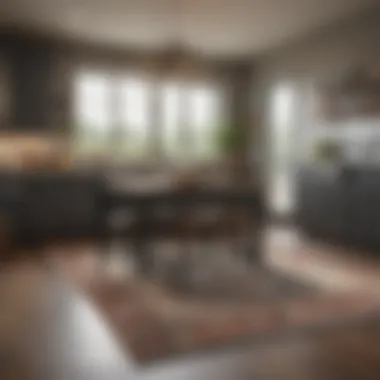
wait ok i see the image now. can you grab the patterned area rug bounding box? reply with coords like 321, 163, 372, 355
91, 263, 380, 363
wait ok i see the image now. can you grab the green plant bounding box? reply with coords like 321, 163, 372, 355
217, 124, 246, 155
313, 138, 342, 163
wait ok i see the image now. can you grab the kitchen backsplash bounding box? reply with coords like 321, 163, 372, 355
306, 118, 380, 164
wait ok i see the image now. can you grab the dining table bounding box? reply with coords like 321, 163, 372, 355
0, 171, 265, 258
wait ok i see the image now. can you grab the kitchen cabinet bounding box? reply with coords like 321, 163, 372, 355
296, 166, 380, 251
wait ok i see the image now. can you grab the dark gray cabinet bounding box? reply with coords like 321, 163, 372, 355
0, 31, 56, 130
0, 173, 105, 243
296, 167, 380, 251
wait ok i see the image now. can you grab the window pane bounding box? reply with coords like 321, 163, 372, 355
73, 72, 113, 156
188, 85, 222, 159
119, 76, 151, 158
269, 84, 297, 215
161, 82, 183, 158
72, 70, 225, 164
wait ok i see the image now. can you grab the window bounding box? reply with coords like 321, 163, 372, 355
160, 81, 223, 161
73, 70, 223, 163
119, 76, 151, 158
188, 84, 222, 159
73, 72, 113, 156
269, 84, 297, 216
161, 82, 183, 157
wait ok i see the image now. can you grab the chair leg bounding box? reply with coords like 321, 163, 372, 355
244, 237, 260, 265
96, 240, 112, 278
133, 240, 154, 275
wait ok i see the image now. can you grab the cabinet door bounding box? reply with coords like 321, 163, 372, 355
0, 55, 11, 126
297, 170, 344, 240
9, 41, 54, 129
18, 174, 102, 240
297, 175, 330, 237
296, 173, 321, 235
357, 174, 380, 250
322, 181, 344, 241
341, 180, 362, 245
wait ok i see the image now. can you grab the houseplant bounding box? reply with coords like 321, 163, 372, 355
217, 124, 248, 185
312, 138, 342, 166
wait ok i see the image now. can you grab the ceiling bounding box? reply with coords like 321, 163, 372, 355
0, 0, 378, 58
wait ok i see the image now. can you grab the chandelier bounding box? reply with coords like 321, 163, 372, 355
142, 0, 205, 78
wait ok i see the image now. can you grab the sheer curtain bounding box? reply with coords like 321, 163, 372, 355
269, 84, 298, 217
188, 84, 222, 159
161, 81, 222, 161
161, 81, 183, 158
119, 76, 151, 158
73, 72, 113, 156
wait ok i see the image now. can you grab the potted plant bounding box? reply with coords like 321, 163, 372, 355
313, 138, 342, 166
217, 124, 248, 183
